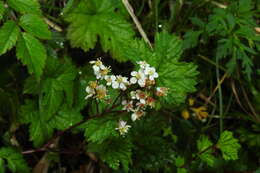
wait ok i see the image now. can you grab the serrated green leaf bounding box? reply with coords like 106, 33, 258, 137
7, 0, 41, 14
50, 107, 83, 130
16, 33, 46, 79
82, 117, 118, 144
88, 138, 132, 171
183, 30, 202, 49
65, 0, 134, 61
41, 79, 64, 120
29, 116, 54, 147
20, 100, 54, 147
217, 131, 241, 160
23, 76, 41, 94
19, 14, 51, 39
197, 136, 215, 166
0, 147, 30, 173
0, 21, 20, 55
0, 1, 5, 21
19, 99, 38, 124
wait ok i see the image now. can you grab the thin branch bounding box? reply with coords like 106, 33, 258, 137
22, 103, 124, 155
44, 17, 63, 32
122, 0, 153, 49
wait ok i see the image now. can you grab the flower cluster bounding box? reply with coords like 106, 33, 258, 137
130, 61, 158, 87
85, 58, 168, 136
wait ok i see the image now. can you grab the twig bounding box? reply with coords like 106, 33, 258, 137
210, 1, 227, 9
204, 72, 228, 106
44, 17, 63, 32
122, 0, 153, 49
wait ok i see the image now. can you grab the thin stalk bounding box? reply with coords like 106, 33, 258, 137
216, 57, 223, 133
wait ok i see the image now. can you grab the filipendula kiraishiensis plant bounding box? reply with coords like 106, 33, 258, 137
0, 0, 241, 172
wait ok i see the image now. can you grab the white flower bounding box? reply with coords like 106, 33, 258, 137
85, 81, 98, 99
122, 100, 134, 112
95, 84, 107, 100
94, 66, 110, 79
90, 58, 106, 72
112, 75, 129, 90
115, 120, 131, 136
130, 70, 146, 87
135, 90, 147, 104
131, 110, 145, 121
137, 61, 150, 69
130, 90, 146, 104
105, 75, 116, 86
85, 86, 95, 99
144, 67, 159, 81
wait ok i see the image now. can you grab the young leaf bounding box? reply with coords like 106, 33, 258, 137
7, 0, 41, 14
16, 33, 46, 79
0, 147, 30, 173
217, 131, 241, 160
197, 136, 216, 166
19, 14, 51, 39
65, 0, 134, 61
0, 21, 20, 55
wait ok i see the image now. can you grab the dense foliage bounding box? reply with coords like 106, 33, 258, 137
0, 0, 259, 172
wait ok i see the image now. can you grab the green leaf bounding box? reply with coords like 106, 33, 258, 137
65, 0, 134, 61
88, 138, 132, 171
0, 158, 5, 173
82, 117, 118, 144
123, 31, 198, 105
175, 156, 185, 167
183, 30, 202, 49
7, 0, 41, 14
41, 78, 64, 120
177, 168, 187, 173
217, 131, 241, 160
16, 33, 46, 79
0, 21, 20, 55
0, 147, 30, 173
19, 99, 38, 124
29, 116, 54, 147
50, 107, 83, 130
20, 100, 54, 147
19, 14, 51, 39
197, 136, 215, 166
0, 1, 5, 21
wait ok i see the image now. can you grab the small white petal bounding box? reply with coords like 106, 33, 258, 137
131, 114, 137, 121
112, 82, 119, 89
138, 79, 145, 87
131, 71, 137, 76
130, 77, 137, 84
